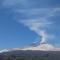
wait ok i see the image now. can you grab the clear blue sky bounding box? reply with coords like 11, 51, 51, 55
0, 0, 60, 48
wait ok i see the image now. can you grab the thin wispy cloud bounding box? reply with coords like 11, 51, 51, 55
2, 0, 60, 8
19, 8, 57, 44
2, 0, 25, 6
15, 7, 60, 44
14, 8, 60, 20
1, 0, 60, 47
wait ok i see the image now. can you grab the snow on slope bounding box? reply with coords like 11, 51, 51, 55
20, 43, 55, 51
0, 49, 9, 53
0, 43, 60, 53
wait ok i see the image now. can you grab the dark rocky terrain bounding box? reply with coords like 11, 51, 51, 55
0, 50, 60, 60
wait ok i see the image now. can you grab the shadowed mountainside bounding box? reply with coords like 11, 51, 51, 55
0, 50, 60, 60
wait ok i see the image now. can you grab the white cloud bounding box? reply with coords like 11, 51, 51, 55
1, 0, 60, 46
19, 8, 59, 44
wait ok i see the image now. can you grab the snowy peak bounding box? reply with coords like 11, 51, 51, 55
0, 49, 9, 53
20, 43, 55, 51
0, 43, 60, 53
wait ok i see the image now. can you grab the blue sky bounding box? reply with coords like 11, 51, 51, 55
0, 0, 60, 48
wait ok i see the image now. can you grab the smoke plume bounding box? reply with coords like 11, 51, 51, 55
19, 8, 58, 44
20, 19, 54, 44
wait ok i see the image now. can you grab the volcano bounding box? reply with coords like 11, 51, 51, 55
0, 42, 60, 60
20, 43, 55, 51
0, 42, 59, 53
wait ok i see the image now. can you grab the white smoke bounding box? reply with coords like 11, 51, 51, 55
16, 8, 60, 44
19, 8, 60, 44
20, 19, 54, 44
40, 31, 47, 44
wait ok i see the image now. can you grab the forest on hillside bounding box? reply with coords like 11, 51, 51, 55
0, 55, 53, 60
0, 50, 60, 60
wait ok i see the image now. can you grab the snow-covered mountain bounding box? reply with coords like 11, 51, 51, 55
20, 43, 57, 51
0, 43, 60, 53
